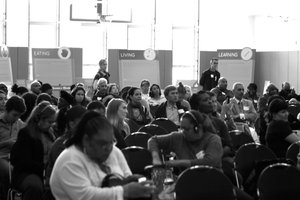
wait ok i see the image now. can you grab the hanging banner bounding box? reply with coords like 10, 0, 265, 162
32, 47, 74, 86
0, 45, 13, 85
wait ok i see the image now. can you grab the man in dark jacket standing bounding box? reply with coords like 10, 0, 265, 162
200, 57, 220, 91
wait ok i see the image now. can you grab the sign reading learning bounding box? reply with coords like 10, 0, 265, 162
217, 48, 255, 89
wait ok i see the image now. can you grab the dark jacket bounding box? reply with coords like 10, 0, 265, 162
155, 101, 188, 119
10, 127, 44, 187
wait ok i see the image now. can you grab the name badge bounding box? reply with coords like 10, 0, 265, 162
243, 106, 249, 111
196, 150, 205, 159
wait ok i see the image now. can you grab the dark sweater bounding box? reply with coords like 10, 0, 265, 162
265, 120, 292, 158
10, 127, 44, 187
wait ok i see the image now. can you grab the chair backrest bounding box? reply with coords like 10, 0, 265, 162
151, 118, 178, 133
258, 163, 300, 200
286, 141, 300, 164
124, 118, 141, 133
121, 146, 152, 175
124, 132, 152, 149
175, 165, 235, 200
138, 124, 168, 136
234, 143, 277, 181
229, 130, 254, 150
288, 104, 300, 119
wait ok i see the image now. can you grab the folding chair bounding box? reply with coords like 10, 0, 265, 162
229, 130, 254, 150
233, 143, 277, 194
285, 141, 300, 165
257, 163, 300, 200
138, 124, 168, 136
121, 146, 152, 176
124, 132, 152, 149
124, 118, 141, 133
5, 154, 23, 200
175, 165, 236, 200
151, 118, 178, 133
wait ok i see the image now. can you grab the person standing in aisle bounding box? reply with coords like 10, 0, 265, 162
92, 59, 110, 90
200, 57, 220, 91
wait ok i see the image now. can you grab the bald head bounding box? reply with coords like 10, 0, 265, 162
218, 77, 228, 90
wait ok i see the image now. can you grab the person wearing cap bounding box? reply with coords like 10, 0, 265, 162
265, 98, 300, 158
199, 57, 220, 91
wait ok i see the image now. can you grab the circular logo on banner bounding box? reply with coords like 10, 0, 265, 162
0, 45, 9, 58
241, 47, 253, 61
144, 48, 156, 61
58, 47, 71, 59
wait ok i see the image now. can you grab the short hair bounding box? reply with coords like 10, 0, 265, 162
5, 95, 26, 114
97, 78, 108, 86
99, 59, 107, 66
149, 84, 162, 98
189, 90, 208, 110
140, 79, 150, 87
65, 111, 113, 148
36, 93, 52, 105
40, 83, 53, 93
247, 83, 257, 90
232, 82, 244, 90
268, 98, 288, 114
163, 85, 177, 97
87, 100, 105, 111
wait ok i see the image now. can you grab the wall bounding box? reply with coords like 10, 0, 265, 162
255, 51, 300, 94
200, 50, 300, 95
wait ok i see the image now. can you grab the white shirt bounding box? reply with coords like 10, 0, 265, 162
50, 145, 132, 200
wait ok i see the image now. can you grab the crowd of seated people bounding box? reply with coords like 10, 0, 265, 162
1, 74, 300, 200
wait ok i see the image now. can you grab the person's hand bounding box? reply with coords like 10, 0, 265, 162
153, 158, 163, 166
123, 174, 144, 183
123, 181, 156, 199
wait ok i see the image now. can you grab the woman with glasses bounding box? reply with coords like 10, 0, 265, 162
10, 101, 56, 200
